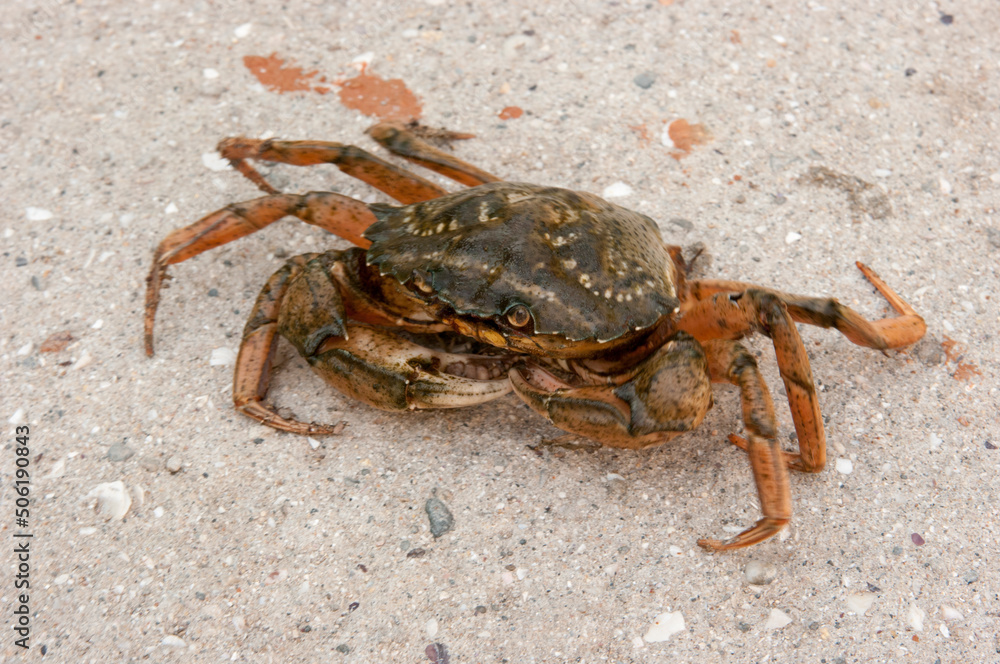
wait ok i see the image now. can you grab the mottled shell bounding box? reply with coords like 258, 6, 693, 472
364, 182, 678, 342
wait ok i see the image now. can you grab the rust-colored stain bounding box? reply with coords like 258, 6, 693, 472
629, 122, 651, 146
941, 335, 982, 381
665, 118, 710, 160
243, 53, 330, 94
40, 331, 74, 353
338, 69, 422, 121
498, 106, 524, 120
729, 29, 742, 44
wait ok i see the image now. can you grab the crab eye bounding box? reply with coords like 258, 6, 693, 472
506, 305, 531, 327
411, 271, 434, 294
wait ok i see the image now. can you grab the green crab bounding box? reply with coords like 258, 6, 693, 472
145, 122, 925, 549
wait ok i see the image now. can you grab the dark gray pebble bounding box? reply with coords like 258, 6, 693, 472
633, 72, 656, 89
425, 497, 454, 538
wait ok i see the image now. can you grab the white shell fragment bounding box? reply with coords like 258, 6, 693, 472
161, 635, 186, 648
202, 152, 232, 171
785, 231, 802, 244
234, 23, 252, 38
43, 456, 67, 480
602, 182, 634, 198
764, 608, 793, 630
907, 604, 926, 631
425, 618, 439, 638
9, 408, 26, 425
941, 605, 963, 621
25, 207, 54, 221
846, 593, 876, 615
85, 481, 133, 520
209, 347, 237, 366
835, 458, 853, 474
643, 611, 685, 642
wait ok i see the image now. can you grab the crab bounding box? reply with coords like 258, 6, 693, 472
144, 122, 926, 550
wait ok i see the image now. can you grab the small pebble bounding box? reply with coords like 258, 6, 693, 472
744, 560, 777, 585
107, 442, 135, 462
633, 72, 656, 89
165, 201, 179, 214
668, 217, 694, 231
962, 569, 979, 584
336, 644, 350, 654
165, 456, 183, 473
785, 231, 802, 244
425, 618, 439, 638
9, 408, 26, 425
234, 23, 252, 38
602, 182, 633, 198
846, 593, 876, 615
203, 68, 219, 79
764, 608, 792, 630
425, 497, 454, 538
911, 532, 925, 546
643, 611, 685, 642
835, 458, 853, 474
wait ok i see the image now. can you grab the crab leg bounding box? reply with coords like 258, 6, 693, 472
697, 340, 791, 550
687, 262, 926, 350
676, 290, 827, 473
145, 192, 378, 355
235, 252, 512, 434
218, 137, 448, 204
367, 122, 502, 186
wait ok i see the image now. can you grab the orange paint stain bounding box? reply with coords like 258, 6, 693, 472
941, 335, 982, 382
498, 106, 524, 120
665, 118, 710, 160
338, 70, 422, 121
243, 53, 330, 94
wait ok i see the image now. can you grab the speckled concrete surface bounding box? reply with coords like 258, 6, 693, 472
2, 1, 999, 662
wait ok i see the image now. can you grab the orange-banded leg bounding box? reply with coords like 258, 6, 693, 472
145, 192, 378, 355
680, 264, 925, 475
677, 289, 828, 474
687, 262, 926, 351
218, 137, 448, 204
235, 251, 514, 434
509, 332, 714, 450
697, 340, 791, 551
366, 122, 501, 187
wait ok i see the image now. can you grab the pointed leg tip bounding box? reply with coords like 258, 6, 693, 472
697, 538, 724, 551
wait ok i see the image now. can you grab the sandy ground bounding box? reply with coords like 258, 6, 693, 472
2, 1, 999, 662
